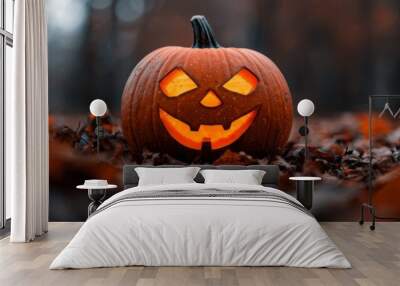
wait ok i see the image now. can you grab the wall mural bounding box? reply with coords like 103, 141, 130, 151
121, 16, 293, 161
48, 0, 400, 222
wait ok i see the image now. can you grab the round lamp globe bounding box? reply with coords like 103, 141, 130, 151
89, 99, 107, 117
297, 99, 315, 117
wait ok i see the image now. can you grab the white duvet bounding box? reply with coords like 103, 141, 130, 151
50, 183, 351, 269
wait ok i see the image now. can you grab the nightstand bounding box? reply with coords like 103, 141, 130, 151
289, 177, 321, 210
76, 183, 117, 217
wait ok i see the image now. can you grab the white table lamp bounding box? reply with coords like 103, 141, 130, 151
89, 99, 107, 154
297, 99, 315, 161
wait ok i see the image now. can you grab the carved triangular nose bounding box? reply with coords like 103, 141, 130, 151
200, 90, 222, 108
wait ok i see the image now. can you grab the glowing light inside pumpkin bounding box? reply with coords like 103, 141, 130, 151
223, 69, 258, 95
160, 68, 197, 97
200, 90, 222, 108
159, 108, 257, 150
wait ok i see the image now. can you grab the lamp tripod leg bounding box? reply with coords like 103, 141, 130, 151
370, 207, 376, 231
358, 203, 376, 231
359, 204, 364, 225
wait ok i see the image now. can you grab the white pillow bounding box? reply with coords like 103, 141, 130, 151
135, 167, 200, 186
200, 169, 266, 185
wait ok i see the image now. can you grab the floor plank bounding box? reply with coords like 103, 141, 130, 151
0, 222, 399, 286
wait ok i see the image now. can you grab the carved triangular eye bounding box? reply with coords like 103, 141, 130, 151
160, 68, 198, 97
223, 69, 258, 95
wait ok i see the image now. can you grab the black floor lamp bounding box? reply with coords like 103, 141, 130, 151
359, 94, 400, 231
89, 99, 107, 154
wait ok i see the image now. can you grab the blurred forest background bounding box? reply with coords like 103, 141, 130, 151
47, 0, 400, 115
47, 0, 400, 221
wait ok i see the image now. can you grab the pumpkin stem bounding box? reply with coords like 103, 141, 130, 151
191, 15, 221, 48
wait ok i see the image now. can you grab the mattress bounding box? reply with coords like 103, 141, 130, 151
50, 183, 351, 269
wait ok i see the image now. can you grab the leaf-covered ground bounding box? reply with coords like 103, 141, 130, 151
49, 112, 400, 219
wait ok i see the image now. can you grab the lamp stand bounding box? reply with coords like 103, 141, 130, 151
95, 116, 101, 154
359, 95, 377, 230
304, 116, 309, 162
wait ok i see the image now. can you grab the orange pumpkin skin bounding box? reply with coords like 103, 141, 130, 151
121, 16, 293, 160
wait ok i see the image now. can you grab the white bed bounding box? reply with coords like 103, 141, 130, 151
50, 182, 350, 269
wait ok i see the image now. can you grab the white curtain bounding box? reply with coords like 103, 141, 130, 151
7, 0, 49, 242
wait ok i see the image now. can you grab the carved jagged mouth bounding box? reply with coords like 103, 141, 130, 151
159, 108, 257, 150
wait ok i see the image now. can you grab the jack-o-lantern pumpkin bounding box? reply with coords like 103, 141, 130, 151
121, 15, 293, 160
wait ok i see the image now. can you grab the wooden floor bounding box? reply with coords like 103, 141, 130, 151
0, 222, 399, 286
